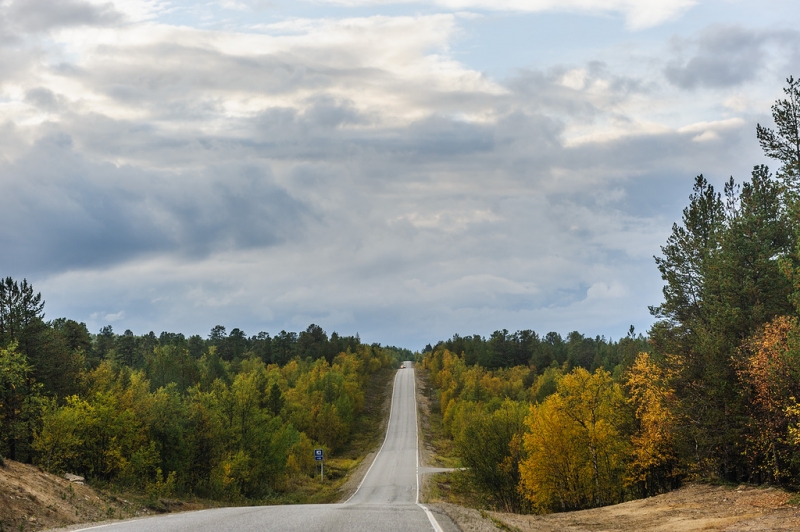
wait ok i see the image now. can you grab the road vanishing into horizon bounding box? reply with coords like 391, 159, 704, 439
69, 362, 456, 532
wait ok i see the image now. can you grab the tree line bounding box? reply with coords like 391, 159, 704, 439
426, 326, 648, 375
419, 76, 800, 513
0, 287, 404, 501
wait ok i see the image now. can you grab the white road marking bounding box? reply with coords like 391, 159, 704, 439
419, 504, 446, 532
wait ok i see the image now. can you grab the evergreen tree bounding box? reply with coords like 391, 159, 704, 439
0, 277, 44, 347
757, 76, 800, 187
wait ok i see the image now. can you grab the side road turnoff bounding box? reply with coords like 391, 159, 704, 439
69, 362, 452, 532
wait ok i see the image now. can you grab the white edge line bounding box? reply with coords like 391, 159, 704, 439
69, 507, 209, 531
420, 505, 446, 532
413, 362, 445, 532
343, 367, 400, 504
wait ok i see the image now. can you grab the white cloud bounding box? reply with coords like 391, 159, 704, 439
307, 0, 697, 29
586, 281, 626, 300
395, 208, 500, 232
90, 310, 126, 322
678, 117, 744, 142
723, 94, 760, 112
21, 14, 505, 144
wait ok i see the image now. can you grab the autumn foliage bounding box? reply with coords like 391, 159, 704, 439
738, 316, 800, 484
624, 353, 681, 494
519, 368, 629, 513
0, 310, 401, 503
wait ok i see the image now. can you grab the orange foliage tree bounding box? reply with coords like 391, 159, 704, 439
738, 315, 800, 484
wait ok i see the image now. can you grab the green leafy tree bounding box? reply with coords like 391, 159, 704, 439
0, 343, 44, 461
454, 399, 528, 512
19, 318, 84, 398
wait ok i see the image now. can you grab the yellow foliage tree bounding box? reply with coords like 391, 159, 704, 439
519, 367, 629, 513
624, 352, 681, 495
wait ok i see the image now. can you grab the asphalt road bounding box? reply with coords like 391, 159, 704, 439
71, 362, 454, 532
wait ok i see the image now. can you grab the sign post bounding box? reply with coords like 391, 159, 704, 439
314, 449, 324, 481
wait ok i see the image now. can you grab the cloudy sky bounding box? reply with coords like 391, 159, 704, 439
1, 0, 797, 349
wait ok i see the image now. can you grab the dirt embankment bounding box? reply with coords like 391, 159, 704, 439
433, 483, 800, 532
0, 459, 207, 532
0, 459, 142, 531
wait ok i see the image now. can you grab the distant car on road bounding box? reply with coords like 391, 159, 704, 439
400, 364, 405, 369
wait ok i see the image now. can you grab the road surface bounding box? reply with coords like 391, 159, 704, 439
69, 362, 454, 532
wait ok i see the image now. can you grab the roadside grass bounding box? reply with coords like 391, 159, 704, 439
417, 369, 487, 508
787, 492, 800, 507
426, 471, 484, 507
276, 457, 356, 504
417, 369, 460, 469
479, 510, 522, 532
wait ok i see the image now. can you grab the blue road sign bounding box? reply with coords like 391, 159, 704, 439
314, 449, 324, 461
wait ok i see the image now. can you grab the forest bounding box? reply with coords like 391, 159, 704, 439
0, 293, 407, 503
3, 77, 800, 514
418, 76, 800, 514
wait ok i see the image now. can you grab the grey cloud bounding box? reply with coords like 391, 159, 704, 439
507, 66, 648, 120
25, 87, 61, 111
62, 103, 499, 172
175, 163, 309, 256
493, 111, 563, 163
664, 26, 800, 90
563, 125, 755, 177
248, 98, 371, 152
584, 61, 648, 95
0, 134, 308, 275
63, 43, 370, 107
56, 60, 754, 205
24, 99, 712, 345
360, 116, 496, 161
4, 0, 122, 33
301, 96, 367, 128
46, 54, 753, 197
0, 134, 171, 273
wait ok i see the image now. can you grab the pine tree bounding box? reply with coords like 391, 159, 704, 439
757, 76, 800, 187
